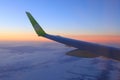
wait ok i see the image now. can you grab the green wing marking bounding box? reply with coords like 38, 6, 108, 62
26, 12, 46, 36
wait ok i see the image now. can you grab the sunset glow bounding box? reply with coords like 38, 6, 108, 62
0, 32, 119, 44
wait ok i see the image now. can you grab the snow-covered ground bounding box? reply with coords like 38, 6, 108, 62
0, 42, 120, 80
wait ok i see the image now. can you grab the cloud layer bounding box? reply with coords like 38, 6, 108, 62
0, 42, 119, 80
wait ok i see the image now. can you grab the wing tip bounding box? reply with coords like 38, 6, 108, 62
26, 11, 46, 36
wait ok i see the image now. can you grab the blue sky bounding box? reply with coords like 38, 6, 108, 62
0, 0, 120, 40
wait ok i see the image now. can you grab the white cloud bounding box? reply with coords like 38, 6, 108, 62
0, 42, 119, 80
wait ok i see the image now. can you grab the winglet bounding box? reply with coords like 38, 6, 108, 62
26, 12, 46, 36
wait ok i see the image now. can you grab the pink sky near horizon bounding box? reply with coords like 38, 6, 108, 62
0, 33, 120, 44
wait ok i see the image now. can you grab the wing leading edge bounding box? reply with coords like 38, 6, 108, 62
26, 12, 120, 61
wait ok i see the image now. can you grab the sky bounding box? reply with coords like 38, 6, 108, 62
0, 0, 120, 42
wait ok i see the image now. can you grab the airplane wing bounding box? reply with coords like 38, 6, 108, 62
26, 12, 120, 61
